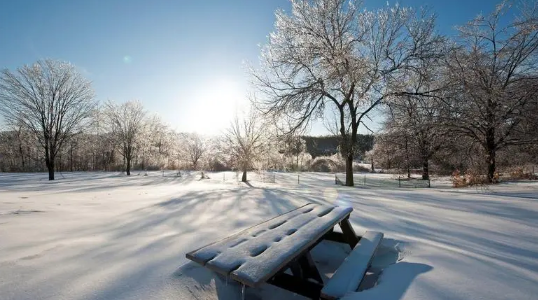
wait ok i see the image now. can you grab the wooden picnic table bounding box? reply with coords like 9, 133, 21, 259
186, 203, 382, 299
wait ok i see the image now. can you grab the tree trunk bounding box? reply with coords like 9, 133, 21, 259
405, 137, 411, 178
485, 127, 496, 183
486, 146, 496, 183
126, 156, 131, 176
19, 143, 25, 171
46, 157, 55, 180
70, 145, 74, 172
48, 162, 55, 180
242, 169, 247, 182
345, 154, 354, 186
422, 157, 429, 180
45, 143, 55, 180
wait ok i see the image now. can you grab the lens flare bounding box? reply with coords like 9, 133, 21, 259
323, 187, 351, 207
323, 187, 338, 204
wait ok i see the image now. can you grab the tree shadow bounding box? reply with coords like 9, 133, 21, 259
0, 171, 198, 193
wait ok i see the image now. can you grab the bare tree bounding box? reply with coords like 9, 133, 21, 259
386, 63, 449, 180
8, 120, 34, 171
183, 132, 206, 170
84, 107, 117, 171
0, 59, 96, 180
444, 0, 538, 182
104, 100, 146, 176
375, 119, 418, 177
224, 110, 269, 182
280, 134, 307, 171
138, 115, 170, 170
251, 0, 444, 186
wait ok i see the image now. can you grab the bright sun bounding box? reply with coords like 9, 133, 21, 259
187, 78, 247, 135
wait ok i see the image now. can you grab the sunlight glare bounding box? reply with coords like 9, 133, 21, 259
186, 78, 247, 134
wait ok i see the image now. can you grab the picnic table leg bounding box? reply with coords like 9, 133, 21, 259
289, 261, 304, 278
270, 251, 324, 299
268, 272, 322, 299
298, 252, 324, 284
339, 217, 359, 248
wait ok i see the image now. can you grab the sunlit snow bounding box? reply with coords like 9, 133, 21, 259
0, 171, 537, 300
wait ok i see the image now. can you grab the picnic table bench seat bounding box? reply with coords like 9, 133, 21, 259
320, 231, 384, 299
187, 203, 353, 287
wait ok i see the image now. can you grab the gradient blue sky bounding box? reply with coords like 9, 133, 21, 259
0, 0, 500, 135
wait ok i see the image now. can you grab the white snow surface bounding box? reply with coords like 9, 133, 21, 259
0, 171, 537, 300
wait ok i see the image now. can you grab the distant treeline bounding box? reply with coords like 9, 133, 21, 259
302, 134, 374, 160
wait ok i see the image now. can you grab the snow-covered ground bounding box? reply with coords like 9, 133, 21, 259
0, 171, 537, 300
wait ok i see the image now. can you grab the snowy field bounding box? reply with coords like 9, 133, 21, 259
0, 171, 537, 300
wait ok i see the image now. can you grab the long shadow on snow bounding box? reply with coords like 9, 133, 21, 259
0, 172, 197, 193
338, 191, 538, 285
3, 187, 309, 299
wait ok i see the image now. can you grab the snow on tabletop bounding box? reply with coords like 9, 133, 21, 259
188, 203, 353, 286
186, 203, 312, 264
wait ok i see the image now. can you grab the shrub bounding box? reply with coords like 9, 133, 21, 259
451, 169, 491, 187
504, 167, 538, 180
353, 164, 370, 173
308, 155, 345, 172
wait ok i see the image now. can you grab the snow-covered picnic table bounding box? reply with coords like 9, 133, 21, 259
186, 203, 383, 299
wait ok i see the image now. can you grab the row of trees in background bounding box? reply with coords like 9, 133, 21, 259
0, 96, 218, 178
251, 0, 538, 185
0, 80, 354, 181
370, 1, 538, 181
0, 60, 375, 182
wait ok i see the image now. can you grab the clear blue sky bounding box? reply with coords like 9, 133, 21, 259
0, 0, 501, 135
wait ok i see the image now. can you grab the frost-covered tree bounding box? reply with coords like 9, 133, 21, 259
7, 120, 37, 172
445, 0, 538, 182
375, 121, 418, 177
203, 137, 230, 171
183, 132, 206, 170
386, 62, 449, 180
138, 115, 170, 170
224, 109, 269, 182
0, 59, 96, 180
104, 100, 146, 175
87, 107, 117, 171
280, 134, 308, 171
252, 0, 445, 186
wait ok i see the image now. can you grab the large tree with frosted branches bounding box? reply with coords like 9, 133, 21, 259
0, 59, 96, 180
444, 0, 538, 183
251, 0, 445, 186
104, 100, 146, 176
